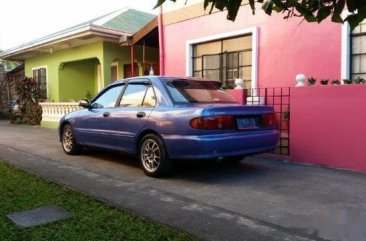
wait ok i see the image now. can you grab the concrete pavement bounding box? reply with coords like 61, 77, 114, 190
0, 120, 366, 241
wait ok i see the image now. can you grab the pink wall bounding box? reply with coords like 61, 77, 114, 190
290, 85, 366, 172
226, 89, 246, 104
163, 6, 341, 87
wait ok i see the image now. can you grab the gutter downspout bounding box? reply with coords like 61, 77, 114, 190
158, 6, 165, 75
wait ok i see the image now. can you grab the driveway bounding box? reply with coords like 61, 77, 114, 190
0, 120, 365, 241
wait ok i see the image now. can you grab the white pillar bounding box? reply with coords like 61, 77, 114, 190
296, 74, 307, 87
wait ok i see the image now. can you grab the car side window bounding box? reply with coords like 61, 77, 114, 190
92, 85, 123, 109
120, 84, 156, 108
142, 86, 156, 107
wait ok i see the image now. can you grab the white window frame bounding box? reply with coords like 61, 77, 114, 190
31, 65, 49, 99
185, 27, 259, 89
341, 12, 351, 80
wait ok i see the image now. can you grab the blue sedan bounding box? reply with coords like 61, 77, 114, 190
59, 77, 279, 177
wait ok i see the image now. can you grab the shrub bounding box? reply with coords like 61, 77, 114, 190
11, 77, 42, 125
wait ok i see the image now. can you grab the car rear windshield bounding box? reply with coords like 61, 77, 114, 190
163, 78, 237, 104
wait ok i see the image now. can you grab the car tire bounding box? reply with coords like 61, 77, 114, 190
61, 124, 81, 155
139, 134, 172, 178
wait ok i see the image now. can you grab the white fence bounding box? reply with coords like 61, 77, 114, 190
40, 102, 81, 122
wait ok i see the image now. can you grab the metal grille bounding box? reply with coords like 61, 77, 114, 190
32, 68, 47, 99
193, 50, 252, 89
244, 87, 291, 156
192, 34, 253, 89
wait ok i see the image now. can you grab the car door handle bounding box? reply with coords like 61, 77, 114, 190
103, 112, 110, 118
136, 112, 146, 118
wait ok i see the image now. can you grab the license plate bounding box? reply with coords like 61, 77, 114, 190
237, 117, 258, 130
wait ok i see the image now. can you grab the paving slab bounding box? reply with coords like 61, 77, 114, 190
7, 205, 71, 228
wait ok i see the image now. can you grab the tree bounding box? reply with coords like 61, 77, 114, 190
0, 50, 19, 71
155, 0, 366, 29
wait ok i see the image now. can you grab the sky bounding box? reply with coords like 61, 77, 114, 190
0, 0, 158, 50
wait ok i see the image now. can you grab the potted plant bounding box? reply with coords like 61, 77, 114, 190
354, 77, 365, 84
308, 77, 316, 86
343, 79, 353, 84
331, 80, 341, 85
320, 79, 329, 85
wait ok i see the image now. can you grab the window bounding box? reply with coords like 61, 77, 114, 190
351, 19, 366, 79
92, 85, 123, 109
111, 62, 119, 82
192, 35, 252, 89
142, 86, 156, 107
120, 84, 155, 107
32, 67, 47, 99
164, 78, 236, 104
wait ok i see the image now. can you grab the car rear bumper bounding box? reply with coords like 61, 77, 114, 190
162, 130, 280, 159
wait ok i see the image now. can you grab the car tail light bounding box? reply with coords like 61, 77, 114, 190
190, 116, 234, 130
262, 113, 277, 128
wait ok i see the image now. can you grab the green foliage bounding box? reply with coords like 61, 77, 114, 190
343, 78, 353, 84
0, 162, 195, 241
11, 77, 42, 125
0, 51, 19, 71
354, 77, 366, 84
308, 77, 316, 85
155, 0, 366, 29
306, 77, 366, 85
85, 90, 93, 100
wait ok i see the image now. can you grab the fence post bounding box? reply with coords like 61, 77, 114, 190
264, 88, 267, 105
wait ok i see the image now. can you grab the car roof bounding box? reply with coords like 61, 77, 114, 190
113, 76, 221, 85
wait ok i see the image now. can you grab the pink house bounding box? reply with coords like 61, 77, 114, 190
158, 2, 358, 87
158, 2, 366, 173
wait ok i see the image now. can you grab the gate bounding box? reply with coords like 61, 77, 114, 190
244, 87, 290, 156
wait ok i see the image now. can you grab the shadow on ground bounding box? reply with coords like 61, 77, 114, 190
80, 147, 271, 184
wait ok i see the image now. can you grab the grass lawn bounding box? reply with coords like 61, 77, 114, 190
0, 161, 196, 241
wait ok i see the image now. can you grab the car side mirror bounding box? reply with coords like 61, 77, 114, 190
79, 99, 91, 108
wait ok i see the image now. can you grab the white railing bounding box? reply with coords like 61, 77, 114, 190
40, 102, 81, 122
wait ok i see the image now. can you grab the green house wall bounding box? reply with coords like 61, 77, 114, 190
24, 41, 158, 128
25, 41, 159, 103
59, 59, 98, 101
25, 42, 104, 102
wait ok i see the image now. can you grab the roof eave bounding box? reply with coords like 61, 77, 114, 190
0, 25, 132, 60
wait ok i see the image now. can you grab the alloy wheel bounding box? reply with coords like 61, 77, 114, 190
62, 127, 74, 152
141, 139, 161, 172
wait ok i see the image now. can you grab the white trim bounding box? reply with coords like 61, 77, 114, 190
341, 12, 351, 80
0, 25, 128, 59
185, 27, 259, 89
2, 26, 91, 57
32, 65, 49, 99
251, 27, 258, 90
111, 61, 119, 81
